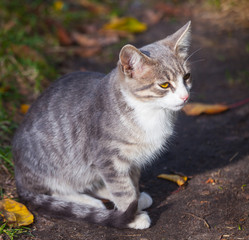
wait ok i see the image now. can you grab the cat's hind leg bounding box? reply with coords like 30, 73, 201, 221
96, 188, 153, 211
52, 193, 106, 209
95, 187, 111, 200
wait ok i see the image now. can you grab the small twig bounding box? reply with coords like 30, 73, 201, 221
229, 152, 239, 162
229, 97, 249, 109
1, 164, 11, 176
183, 212, 211, 229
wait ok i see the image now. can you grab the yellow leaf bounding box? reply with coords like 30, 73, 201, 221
103, 17, 147, 33
53, 1, 64, 11
20, 104, 30, 114
157, 174, 188, 186
182, 103, 229, 116
0, 199, 34, 227
0, 86, 10, 93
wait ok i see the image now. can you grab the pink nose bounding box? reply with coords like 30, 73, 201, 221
181, 95, 189, 102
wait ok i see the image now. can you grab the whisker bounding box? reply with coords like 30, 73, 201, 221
184, 48, 202, 65
190, 59, 206, 64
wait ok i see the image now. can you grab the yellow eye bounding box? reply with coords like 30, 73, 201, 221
160, 82, 170, 88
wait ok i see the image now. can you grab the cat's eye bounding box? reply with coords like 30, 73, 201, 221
159, 82, 170, 89
183, 73, 191, 81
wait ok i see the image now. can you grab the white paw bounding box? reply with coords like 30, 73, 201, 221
138, 192, 153, 211
128, 211, 151, 229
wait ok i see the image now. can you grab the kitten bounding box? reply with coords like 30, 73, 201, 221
12, 21, 192, 229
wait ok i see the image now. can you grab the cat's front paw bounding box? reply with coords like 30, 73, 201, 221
128, 211, 151, 229
138, 192, 153, 211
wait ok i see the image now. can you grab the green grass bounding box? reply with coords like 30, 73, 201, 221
0, 0, 61, 174
208, 0, 221, 9
0, 222, 32, 240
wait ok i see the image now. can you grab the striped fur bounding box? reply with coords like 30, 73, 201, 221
12, 22, 192, 229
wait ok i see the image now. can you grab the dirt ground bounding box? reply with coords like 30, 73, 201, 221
1, 1, 249, 240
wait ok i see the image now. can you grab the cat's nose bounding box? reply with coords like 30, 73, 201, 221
180, 94, 189, 102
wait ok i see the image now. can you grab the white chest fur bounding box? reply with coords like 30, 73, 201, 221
134, 104, 175, 165
122, 89, 175, 164
135, 105, 174, 147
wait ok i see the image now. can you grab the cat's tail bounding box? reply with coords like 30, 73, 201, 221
18, 189, 137, 229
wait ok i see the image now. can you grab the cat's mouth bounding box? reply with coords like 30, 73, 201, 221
168, 102, 187, 111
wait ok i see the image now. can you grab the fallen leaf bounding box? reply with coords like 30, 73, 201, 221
157, 174, 188, 186
72, 31, 119, 48
200, 201, 209, 204
141, 9, 163, 26
75, 46, 101, 58
72, 32, 100, 48
155, 3, 181, 16
81, 24, 99, 34
155, 3, 190, 17
56, 26, 73, 46
78, 0, 109, 14
97, 33, 119, 46
182, 103, 229, 116
0, 86, 10, 93
53, 0, 64, 11
205, 178, 215, 184
0, 199, 34, 227
103, 17, 147, 34
3, 20, 16, 31
100, 29, 134, 39
20, 104, 30, 114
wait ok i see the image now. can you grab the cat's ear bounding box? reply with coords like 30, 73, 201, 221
159, 21, 191, 59
119, 44, 154, 79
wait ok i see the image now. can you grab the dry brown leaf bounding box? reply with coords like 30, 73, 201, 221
57, 26, 73, 46
72, 32, 100, 48
81, 24, 99, 34
155, 3, 190, 17
75, 46, 101, 58
3, 20, 16, 31
72, 31, 119, 48
78, 0, 109, 14
98, 33, 119, 46
182, 103, 229, 116
157, 174, 188, 186
155, 3, 181, 16
0, 199, 34, 227
141, 9, 163, 26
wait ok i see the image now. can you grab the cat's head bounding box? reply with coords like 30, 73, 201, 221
118, 21, 192, 111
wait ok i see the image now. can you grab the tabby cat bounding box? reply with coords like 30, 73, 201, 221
12, 21, 192, 229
